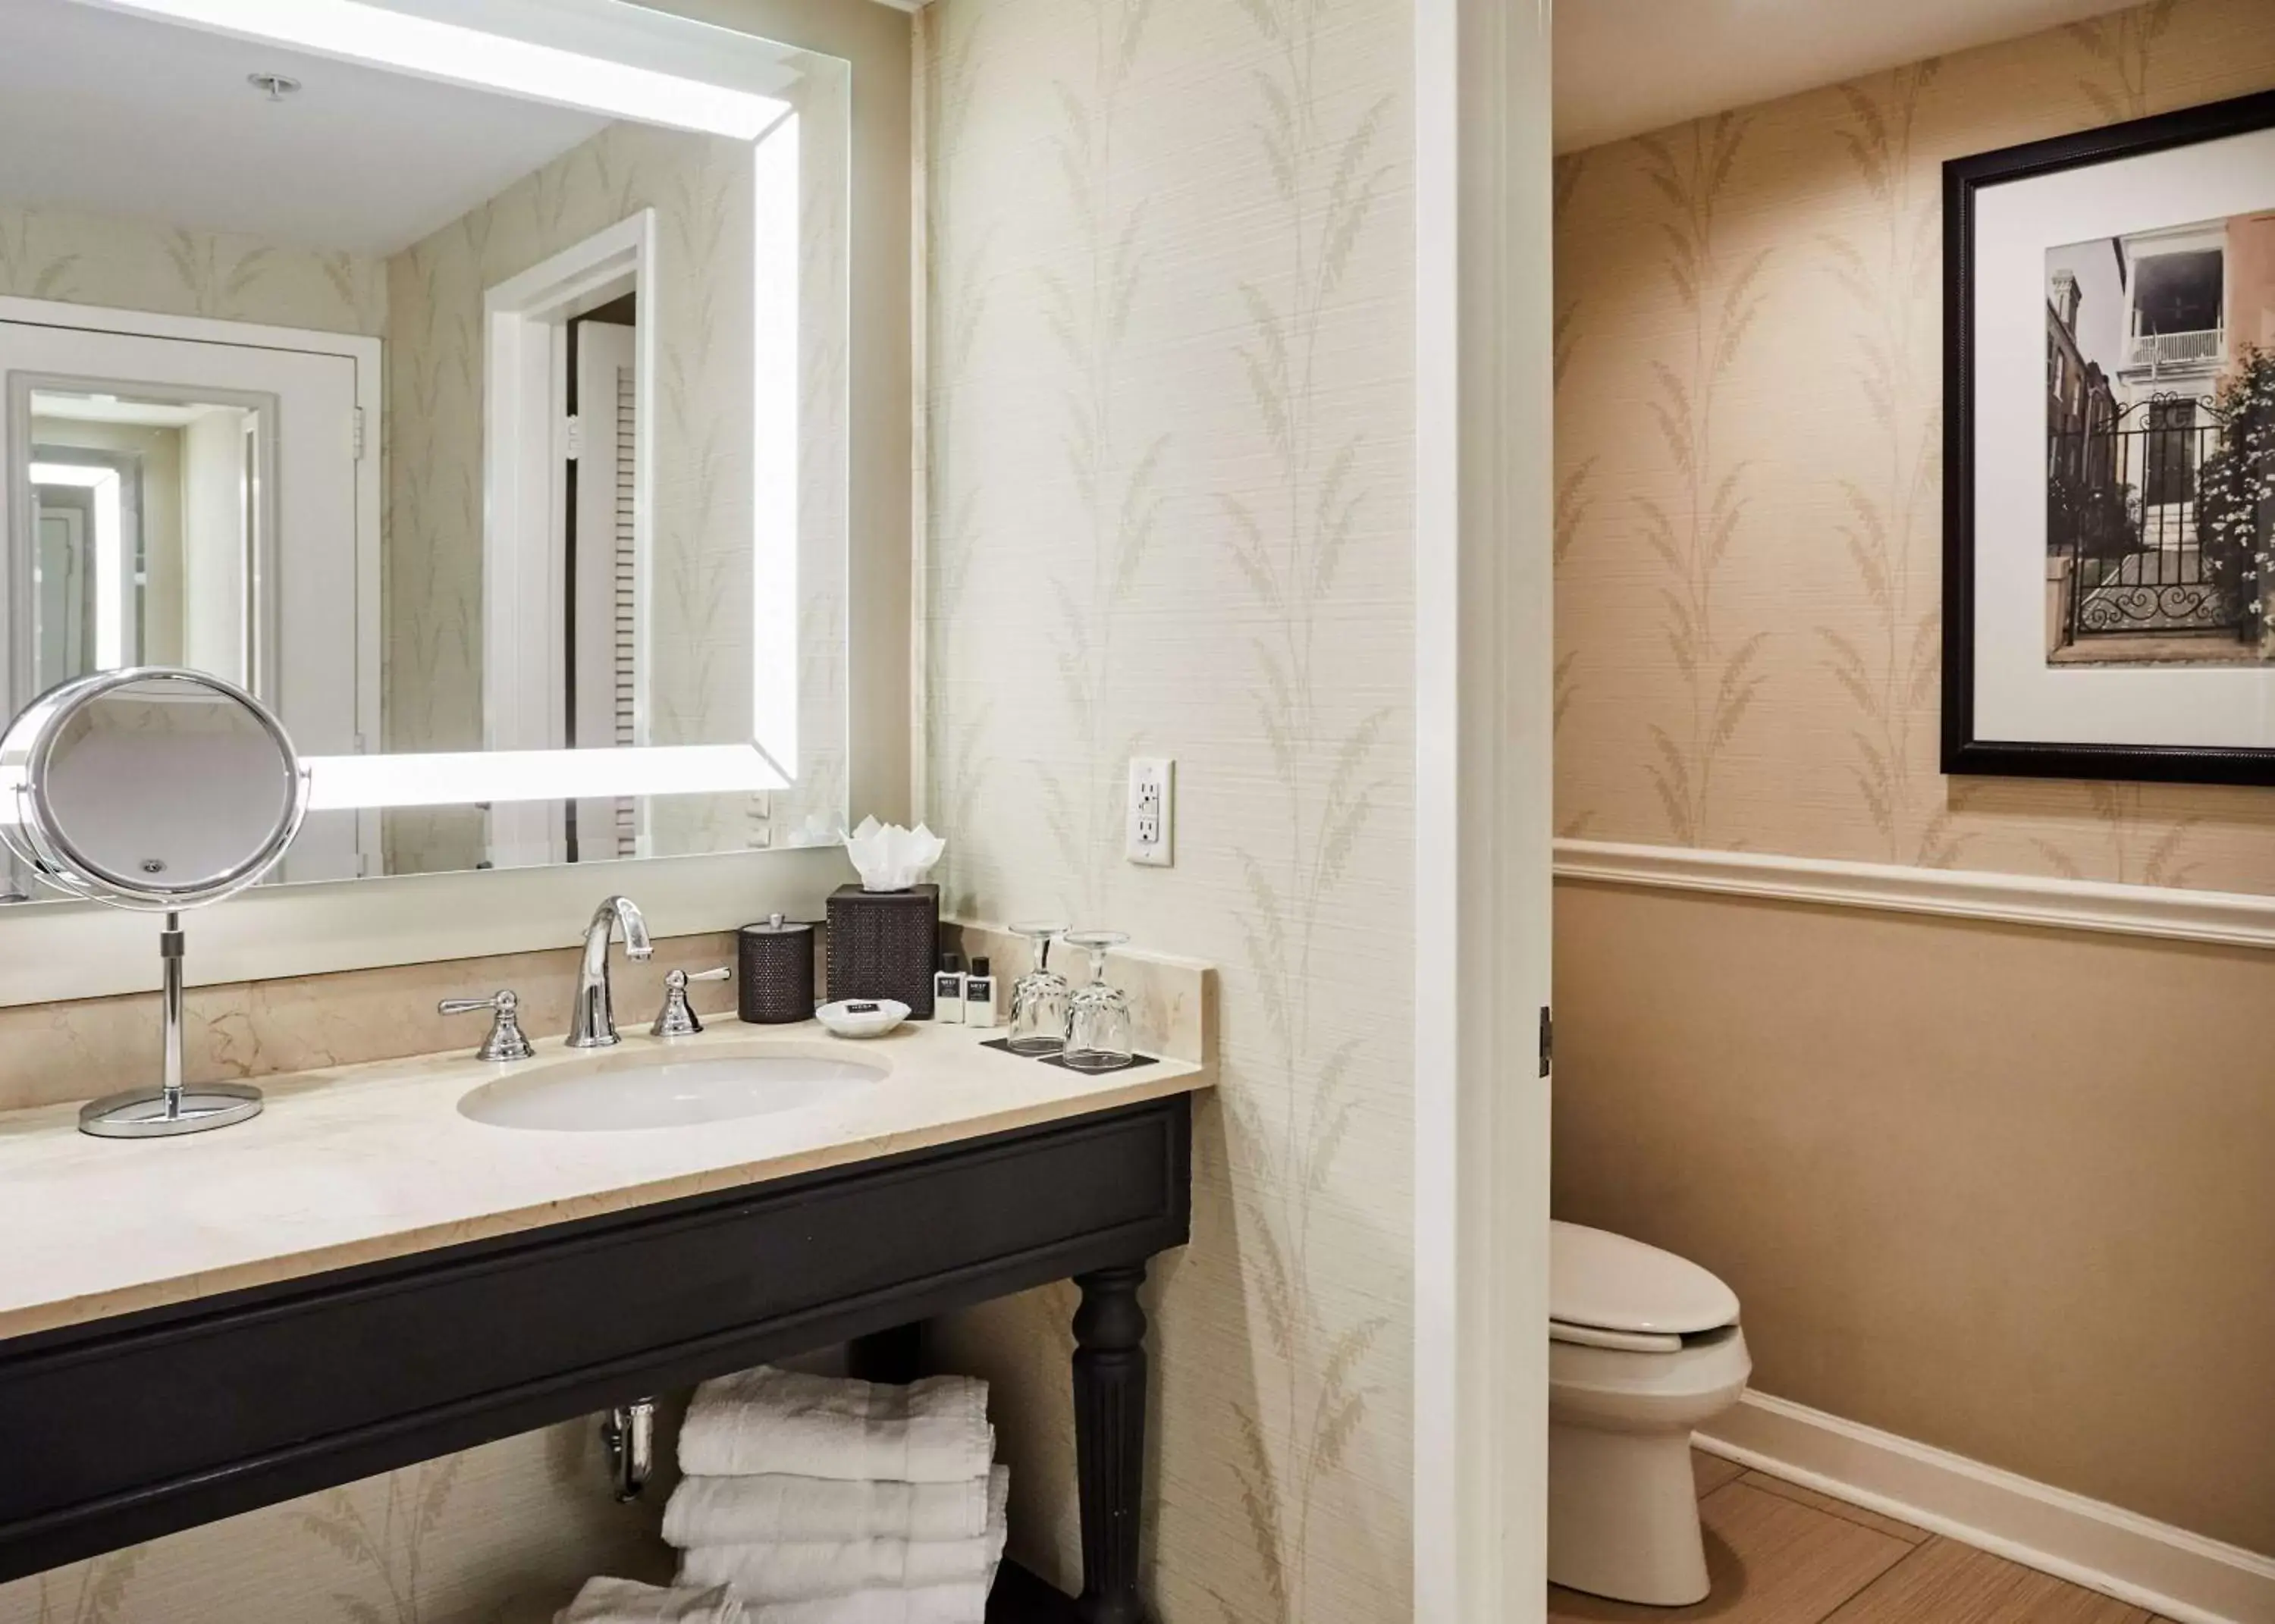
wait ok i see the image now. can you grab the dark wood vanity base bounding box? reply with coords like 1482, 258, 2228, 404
0, 1095, 1191, 1622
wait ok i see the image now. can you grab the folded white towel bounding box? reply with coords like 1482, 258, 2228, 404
666, 1466, 1006, 1547
739, 1584, 992, 1624
556, 1576, 745, 1624
679, 1467, 1009, 1604
679, 1367, 993, 1484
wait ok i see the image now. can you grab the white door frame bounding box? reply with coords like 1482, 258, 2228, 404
482, 210, 657, 865
1414, 0, 1554, 1619
570, 317, 643, 860
0, 294, 383, 870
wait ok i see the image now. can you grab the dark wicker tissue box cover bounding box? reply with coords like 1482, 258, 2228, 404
826, 883, 940, 1018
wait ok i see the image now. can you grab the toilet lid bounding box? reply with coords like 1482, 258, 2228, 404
1550, 1221, 1740, 1337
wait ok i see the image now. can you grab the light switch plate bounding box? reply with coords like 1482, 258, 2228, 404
1126, 757, 1173, 867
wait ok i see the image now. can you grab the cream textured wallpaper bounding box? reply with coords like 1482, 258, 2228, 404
0, 199, 386, 336
1554, 0, 2275, 891
0, 1426, 671, 1624
917, 0, 1416, 1619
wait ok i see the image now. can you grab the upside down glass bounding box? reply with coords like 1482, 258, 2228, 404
1006, 921, 1071, 1055
1061, 930, 1134, 1071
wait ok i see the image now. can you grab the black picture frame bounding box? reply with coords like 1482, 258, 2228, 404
1942, 86, 2275, 785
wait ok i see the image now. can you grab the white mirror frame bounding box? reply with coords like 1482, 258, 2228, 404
0, 0, 861, 1006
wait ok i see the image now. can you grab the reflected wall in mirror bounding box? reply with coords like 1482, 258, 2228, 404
0, 0, 850, 895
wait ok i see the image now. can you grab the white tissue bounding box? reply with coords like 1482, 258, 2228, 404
791, 813, 846, 849
843, 818, 946, 893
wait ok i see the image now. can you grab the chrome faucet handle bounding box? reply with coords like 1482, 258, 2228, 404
439, 989, 535, 1062
651, 966, 731, 1038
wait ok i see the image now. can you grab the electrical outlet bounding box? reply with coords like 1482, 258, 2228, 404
1125, 757, 1174, 867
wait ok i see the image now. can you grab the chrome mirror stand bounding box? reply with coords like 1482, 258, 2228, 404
78, 912, 263, 1139
0, 668, 309, 1140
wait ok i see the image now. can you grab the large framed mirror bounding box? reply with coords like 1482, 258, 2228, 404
0, 0, 852, 910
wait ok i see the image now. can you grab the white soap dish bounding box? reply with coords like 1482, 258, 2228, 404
816, 998, 909, 1039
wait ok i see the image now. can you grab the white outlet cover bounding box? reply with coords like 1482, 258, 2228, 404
1126, 757, 1173, 867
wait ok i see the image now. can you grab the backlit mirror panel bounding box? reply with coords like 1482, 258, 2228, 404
0, 0, 849, 895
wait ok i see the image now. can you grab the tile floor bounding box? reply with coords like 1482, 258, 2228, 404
1546, 1451, 2182, 1622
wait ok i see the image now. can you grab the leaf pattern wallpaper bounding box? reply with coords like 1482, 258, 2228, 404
0, 1422, 667, 1624
1810, 62, 1956, 869
1555, 0, 2275, 894
0, 201, 386, 336
918, 0, 1414, 1617
1630, 114, 1768, 848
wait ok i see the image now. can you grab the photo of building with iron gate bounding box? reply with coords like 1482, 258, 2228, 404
2045, 210, 2275, 665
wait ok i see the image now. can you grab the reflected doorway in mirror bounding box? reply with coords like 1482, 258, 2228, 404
0, 304, 378, 885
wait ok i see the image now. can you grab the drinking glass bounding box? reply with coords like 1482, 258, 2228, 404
1062, 930, 1134, 1071
1006, 922, 1071, 1055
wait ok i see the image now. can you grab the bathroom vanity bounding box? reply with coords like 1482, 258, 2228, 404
0, 1022, 1208, 1622
0, 0, 1208, 1616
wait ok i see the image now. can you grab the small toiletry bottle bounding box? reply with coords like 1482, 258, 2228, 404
965, 957, 997, 1028
933, 952, 967, 1024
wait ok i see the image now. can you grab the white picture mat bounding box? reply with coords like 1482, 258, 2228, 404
1972, 122, 2275, 749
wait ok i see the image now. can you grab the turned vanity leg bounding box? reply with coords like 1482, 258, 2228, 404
1072, 1262, 1151, 1624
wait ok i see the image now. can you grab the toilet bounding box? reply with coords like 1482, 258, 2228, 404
1549, 1221, 1751, 1606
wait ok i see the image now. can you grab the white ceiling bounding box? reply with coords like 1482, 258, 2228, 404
1555, 0, 2143, 152
0, 0, 610, 257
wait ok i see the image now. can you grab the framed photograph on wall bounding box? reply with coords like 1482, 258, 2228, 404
1944, 87, 2275, 784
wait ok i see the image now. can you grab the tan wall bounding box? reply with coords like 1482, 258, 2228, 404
1552, 880, 2275, 1556
1552, 0, 2275, 1563
1553, 0, 2275, 885
918, 0, 1417, 1616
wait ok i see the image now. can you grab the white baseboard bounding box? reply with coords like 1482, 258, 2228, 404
1554, 838, 2275, 952
1695, 1391, 2275, 1624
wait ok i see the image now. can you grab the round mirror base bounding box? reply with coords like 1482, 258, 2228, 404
78, 1083, 263, 1140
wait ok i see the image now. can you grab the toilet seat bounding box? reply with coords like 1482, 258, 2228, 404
1550, 1320, 1684, 1353
1551, 1221, 1738, 1344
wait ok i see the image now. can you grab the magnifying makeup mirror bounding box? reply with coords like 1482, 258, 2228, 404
0, 668, 308, 1137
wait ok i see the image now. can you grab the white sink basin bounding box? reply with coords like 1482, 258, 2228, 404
458, 1047, 886, 1132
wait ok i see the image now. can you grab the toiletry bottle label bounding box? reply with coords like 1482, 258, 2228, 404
965, 958, 997, 1029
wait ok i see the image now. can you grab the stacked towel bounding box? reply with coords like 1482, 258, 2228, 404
667, 1367, 1009, 1624
664, 1472, 999, 1547
557, 1577, 745, 1624
678, 1467, 1010, 1596
679, 1368, 996, 1482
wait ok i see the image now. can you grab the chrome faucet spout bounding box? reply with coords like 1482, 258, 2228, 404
568, 895, 651, 1049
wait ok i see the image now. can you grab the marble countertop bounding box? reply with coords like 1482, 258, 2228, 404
0, 1019, 1210, 1343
